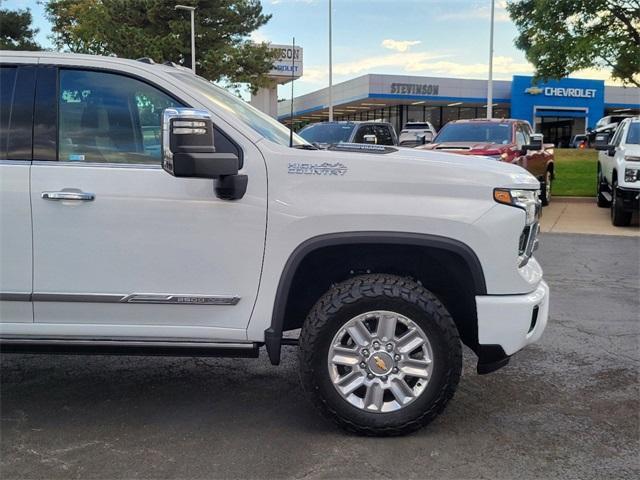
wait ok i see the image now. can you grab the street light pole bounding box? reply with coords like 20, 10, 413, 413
175, 5, 196, 74
328, 0, 333, 122
487, 0, 495, 119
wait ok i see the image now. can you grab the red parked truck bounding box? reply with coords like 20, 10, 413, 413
418, 119, 555, 205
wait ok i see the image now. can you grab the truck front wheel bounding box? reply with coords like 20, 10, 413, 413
611, 181, 632, 226
299, 274, 462, 436
597, 165, 611, 208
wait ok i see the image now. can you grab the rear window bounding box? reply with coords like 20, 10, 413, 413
404, 123, 429, 130
435, 122, 513, 144
626, 122, 640, 145
298, 123, 355, 144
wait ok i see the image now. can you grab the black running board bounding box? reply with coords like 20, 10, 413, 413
0, 338, 260, 358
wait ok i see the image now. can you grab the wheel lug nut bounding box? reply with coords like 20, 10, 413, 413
367, 373, 374, 379
382, 375, 388, 381
386, 343, 393, 352
394, 354, 400, 361
360, 362, 367, 369
362, 349, 369, 357
392, 367, 399, 374
373, 341, 380, 349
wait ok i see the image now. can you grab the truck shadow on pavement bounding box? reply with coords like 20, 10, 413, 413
1, 339, 638, 480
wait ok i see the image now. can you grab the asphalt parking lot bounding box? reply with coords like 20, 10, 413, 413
1, 233, 638, 480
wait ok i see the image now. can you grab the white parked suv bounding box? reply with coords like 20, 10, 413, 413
595, 116, 640, 226
0, 51, 549, 436
398, 121, 437, 147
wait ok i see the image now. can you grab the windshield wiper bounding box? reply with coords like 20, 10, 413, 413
292, 144, 319, 150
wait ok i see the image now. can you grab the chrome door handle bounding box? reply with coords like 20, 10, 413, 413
41, 191, 95, 201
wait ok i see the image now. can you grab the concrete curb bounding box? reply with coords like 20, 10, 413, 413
552, 196, 596, 203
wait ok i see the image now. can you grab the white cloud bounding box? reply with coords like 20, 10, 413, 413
437, 0, 511, 23
270, 0, 316, 4
250, 30, 270, 44
292, 52, 539, 96
333, 51, 449, 76
381, 39, 422, 52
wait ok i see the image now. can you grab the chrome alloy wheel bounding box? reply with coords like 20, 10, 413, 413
327, 310, 434, 413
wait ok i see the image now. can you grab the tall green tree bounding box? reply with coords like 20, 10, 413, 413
0, 7, 41, 50
45, 0, 278, 90
507, 0, 640, 87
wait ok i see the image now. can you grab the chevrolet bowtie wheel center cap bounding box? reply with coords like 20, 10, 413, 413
367, 351, 393, 376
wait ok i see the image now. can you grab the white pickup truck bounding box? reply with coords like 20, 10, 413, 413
0, 51, 549, 436
595, 116, 640, 226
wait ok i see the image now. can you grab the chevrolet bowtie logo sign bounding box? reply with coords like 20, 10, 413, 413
525, 86, 543, 95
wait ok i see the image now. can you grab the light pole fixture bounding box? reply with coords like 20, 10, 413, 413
487, 0, 495, 119
175, 4, 196, 74
328, 0, 333, 122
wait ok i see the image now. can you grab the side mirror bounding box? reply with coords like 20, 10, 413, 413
417, 134, 431, 145
593, 132, 611, 147
363, 134, 377, 144
530, 133, 544, 145
521, 143, 542, 152
162, 108, 247, 200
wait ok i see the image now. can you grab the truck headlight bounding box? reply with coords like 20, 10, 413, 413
494, 188, 541, 267
494, 189, 541, 225
624, 168, 639, 183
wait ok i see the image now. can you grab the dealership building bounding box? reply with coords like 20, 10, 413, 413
277, 74, 640, 146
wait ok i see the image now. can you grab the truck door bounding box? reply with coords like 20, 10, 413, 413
29, 66, 267, 341
0, 63, 36, 324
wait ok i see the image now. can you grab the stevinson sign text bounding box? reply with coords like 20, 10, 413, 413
390, 83, 439, 95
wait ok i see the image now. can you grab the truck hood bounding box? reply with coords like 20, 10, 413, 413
388, 147, 537, 188
274, 142, 540, 192
424, 142, 511, 153
623, 143, 640, 156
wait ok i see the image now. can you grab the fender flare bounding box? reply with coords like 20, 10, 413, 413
264, 231, 487, 365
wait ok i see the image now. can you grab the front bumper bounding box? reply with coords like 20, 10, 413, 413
475, 280, 549, 373
616, 186, 640, 212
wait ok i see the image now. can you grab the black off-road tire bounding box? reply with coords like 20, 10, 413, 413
597, 165, 611, 208
611, 181, 632, 226
299, 274, 462, 436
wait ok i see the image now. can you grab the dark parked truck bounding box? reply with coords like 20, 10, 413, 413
419, 119, 555, 205
298, 121, 397, 149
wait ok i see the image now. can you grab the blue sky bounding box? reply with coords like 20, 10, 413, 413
6, 0, 616, 98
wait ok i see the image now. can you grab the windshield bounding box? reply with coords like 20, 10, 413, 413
171, 73, 308, 147
298, 123, 355, 144
435, 122, 512, 144
626, 122, 640, 144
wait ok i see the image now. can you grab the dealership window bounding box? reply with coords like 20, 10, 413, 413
458, 107, 475, 120
424, 108, 439, 129
407, 105, 424, 123
442, 107, 459, 126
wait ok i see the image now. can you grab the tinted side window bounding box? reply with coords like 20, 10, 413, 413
58, 69, 182, 164
610, 123, 624, 147
0, 67, 17, 158
0, 65, 36, 160
374, 125, 395, 145
353, 125, 376, 143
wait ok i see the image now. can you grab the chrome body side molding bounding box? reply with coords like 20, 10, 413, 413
2, 293, 241, 306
